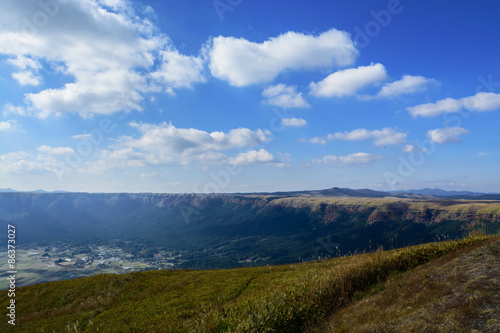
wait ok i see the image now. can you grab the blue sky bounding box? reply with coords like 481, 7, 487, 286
0, 0, 499, 193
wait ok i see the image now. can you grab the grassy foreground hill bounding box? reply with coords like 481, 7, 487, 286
1, 234, 498, 332
321, 234, 500, 332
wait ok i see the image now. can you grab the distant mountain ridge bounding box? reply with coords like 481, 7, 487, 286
0, 188, 71, 193
2, 186, 498, 198
390, 188, 488, 197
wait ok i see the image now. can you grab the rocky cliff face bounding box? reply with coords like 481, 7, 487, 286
1, 192, 499, 226
267, 196, 500, 225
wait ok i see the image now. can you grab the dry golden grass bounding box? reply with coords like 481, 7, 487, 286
319, 236, 500, 333
272, 196, 500, 215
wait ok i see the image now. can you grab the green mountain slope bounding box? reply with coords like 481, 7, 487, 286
1, 192, 499, 273
0, 235, 496, 332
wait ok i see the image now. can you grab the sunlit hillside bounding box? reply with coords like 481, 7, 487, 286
1, 234, 497, 332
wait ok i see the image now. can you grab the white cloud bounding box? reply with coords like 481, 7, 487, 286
12, 71, 42, 86
262, 84, 309, 108
105, 122, 274, 166
6, 55, 41, 70
401, 144, 426, 153
3, 103, 30, 117
306, 136, 327, 144
6, 55, 42, 86
408, 98, 463, 118
461, 92, 500, 111
426, 127, 470, 144
37, 145, 75, 155
314, 152, 383, 166
128, 121, 271, 152
329, 127, 406, 146
402, 145, 415, 153
308, 127, 406, 146
228, 149, 275, 165
139, 171, 161, 178
71, 134, 92, 140
207, 28, 358, 86
300, 136, 326, 145
378, 75, 438, 98
281, 117, 308, 127
150, 50, 205, 94
0, 120, 18, 132
402, 145, 413, 153
0, 150, 69, 176
307, 137, 327, 145
309, 63, 387, 98
408, 92, 500, 117
0, 0, 165, 118
26, 69, 148, 118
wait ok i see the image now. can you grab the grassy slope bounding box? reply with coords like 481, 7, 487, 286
273, 196, 500, 215
0, 235, 496, 332
320, 236, 500, 333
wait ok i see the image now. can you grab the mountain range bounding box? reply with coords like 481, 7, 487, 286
1, 188, 499, 271
2, 186, 499, 198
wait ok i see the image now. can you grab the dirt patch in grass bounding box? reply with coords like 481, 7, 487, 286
320, 237, 500, 333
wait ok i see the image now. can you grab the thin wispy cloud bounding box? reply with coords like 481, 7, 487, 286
308, 128, 406, 146
408, 92, 500, 117
378, 75, 438, 98
426, 127, 470, 144
309, 63, 387, 98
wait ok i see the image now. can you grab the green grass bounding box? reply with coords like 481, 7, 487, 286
0, 234, 494, 332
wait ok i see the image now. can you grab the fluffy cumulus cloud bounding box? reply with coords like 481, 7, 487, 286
0, 148, 75, 177
27, 70, 149, 118
207, 28, 358, 86
6, 55, 42, 86
0, 120, 19, 132
308, 127, 406, 146
0, 122, 282, 179
228, 149, 275, 165
0, 2, 362, 116
408, 92, 500, 117
104, 122, 276, 166
309, 63, 387, 98
0, 0, 205, 118
262, 84, 309, 108
12, 70, 42, 86
314, 152, 383, 166
426, 127, 470, 144
150, 50, 205, 94
0, 0, 160, 117
378, 75, 438, 98
281, 117, 307, 127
